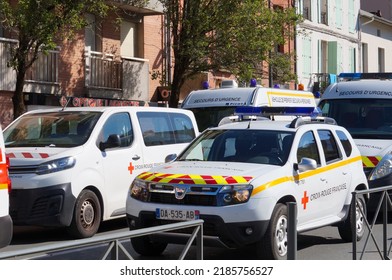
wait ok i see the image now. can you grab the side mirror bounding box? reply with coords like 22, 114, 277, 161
99, 134, 121, 151
165, 154, 177, 163
294, 157, 317, 172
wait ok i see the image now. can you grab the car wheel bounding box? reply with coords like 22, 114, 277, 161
338, 194, 366, 242
67, 190, 102, 239
256, 203, 288, 260
131, 236, 168, 256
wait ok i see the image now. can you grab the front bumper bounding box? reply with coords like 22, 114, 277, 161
9, 183, 76, 227
127, 211, 269, 248
367, 174, 392, 211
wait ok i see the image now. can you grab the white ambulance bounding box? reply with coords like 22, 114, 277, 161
0, 127, 12, 249
3, 106, 198, 238
181, 86, 317, 131
318, 73, 392, 210
126, 107, 368, 259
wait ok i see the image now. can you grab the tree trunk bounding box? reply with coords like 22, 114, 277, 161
12, 69, 27, 119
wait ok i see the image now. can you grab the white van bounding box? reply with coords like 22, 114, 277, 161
3, 106, 199, 238
0, 128, 12, 248
318, 73, 392, 210
181, 86, 317, 131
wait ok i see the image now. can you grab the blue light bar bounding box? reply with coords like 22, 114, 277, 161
339, 72, 392, 80
235, 106, 317, 116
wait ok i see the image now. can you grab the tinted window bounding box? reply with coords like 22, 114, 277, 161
336, 130, 352, 157
297, 131, 320, 164
317, 130, 341, 163
100, 113, 133, 148
138, 112, 195, 147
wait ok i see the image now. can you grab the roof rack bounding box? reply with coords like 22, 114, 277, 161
289, 116, 337, 128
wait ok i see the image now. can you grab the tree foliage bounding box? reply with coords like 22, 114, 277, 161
0, 0, 110, 118
160, 0, 301, 107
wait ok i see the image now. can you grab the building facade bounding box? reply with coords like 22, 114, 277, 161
296, 0, 360, 94
0, 1, 165, 128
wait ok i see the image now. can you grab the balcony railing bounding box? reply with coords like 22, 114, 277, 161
0, 37, 59, 91
84, 48, 122, 90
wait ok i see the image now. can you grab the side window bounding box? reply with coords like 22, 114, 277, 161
100, 113, 133, 148
297, 131, 320, 164
138, 112, 196, 147
170, 113, 196, 144
336, 130, 352, 157
317, 129, 341, 163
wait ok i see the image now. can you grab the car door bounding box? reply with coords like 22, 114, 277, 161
294, 130, 326, 225
99, 111, 143, 219
316, 129, 351, 216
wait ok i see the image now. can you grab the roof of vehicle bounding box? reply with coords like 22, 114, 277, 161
210, 116, 339, 132
322, 79, 392, 100
181, 86, 316, 108
16, 106, 193, 115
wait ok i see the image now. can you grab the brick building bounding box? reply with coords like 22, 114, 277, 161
0, 1, 165, 128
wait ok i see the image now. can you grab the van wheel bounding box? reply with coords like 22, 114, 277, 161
131, 236, 168, 256
256, 203, 288, 260
338, 194, 366, 242
67, 190, 102, 239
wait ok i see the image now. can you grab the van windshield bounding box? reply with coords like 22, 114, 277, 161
319, 99, 392, 139
190, 107, 236, 132
4, 111, 102, 147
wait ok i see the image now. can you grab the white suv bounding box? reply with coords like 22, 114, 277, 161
126, 110, 369, 259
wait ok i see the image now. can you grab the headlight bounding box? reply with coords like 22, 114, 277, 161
130, 179, 149, 201
369, 154, 392, 181
36, 157, 76, 175
217, 184, 253, 206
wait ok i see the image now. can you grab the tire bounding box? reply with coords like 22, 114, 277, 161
131, 236, 168, 256
256, 203, 288, 260
67, 190, 102, 239
338, 194, 366, 242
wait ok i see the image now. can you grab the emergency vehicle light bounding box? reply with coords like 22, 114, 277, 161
235, 106, 316, 117
339, 72, 392, 81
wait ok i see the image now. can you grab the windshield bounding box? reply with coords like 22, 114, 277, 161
4, 111, 102, 147
319, 99, 392, 139
178, 129, 294, 166
190, 107, 236, 132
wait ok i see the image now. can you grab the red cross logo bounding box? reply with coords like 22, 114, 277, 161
128, 162, 135, 174
301, 191, 309, 210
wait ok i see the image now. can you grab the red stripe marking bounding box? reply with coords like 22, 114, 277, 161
225, 176, 238, 184
368, 156, 379, 166
200, 175, 217, 184
6, 153, 15, 158
22, 152, 33, 158
40, 153, 49, 158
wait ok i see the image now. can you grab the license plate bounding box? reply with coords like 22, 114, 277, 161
156, 208, 200, 220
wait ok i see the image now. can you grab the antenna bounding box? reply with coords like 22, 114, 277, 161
61, 97, 71, 111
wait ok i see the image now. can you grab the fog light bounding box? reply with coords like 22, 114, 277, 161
245, 227, 253, 235
130, 219, 136, 227
223, 193, 232, 203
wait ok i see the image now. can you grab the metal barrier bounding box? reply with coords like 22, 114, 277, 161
352, 186, 392, 260
0, 220, 204, 260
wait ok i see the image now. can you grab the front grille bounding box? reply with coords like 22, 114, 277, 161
150, 192, 217, 206
9, 165, 38, 174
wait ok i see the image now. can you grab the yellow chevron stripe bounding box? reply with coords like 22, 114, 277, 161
0, 183, 7, 190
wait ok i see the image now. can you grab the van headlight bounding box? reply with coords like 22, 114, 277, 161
369, 154, 392, 181
217, 185, 253, 206
130, 179, 149, 201
36, 157, 76, 175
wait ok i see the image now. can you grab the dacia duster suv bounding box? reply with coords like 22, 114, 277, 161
126, 110, 369, 259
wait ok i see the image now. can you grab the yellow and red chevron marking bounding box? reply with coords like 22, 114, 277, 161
362, 156, 381, 168
6, 152, 49, 159
137, 171, 253, 185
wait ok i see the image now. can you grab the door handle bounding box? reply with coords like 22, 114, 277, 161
132, 155, 140, 160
